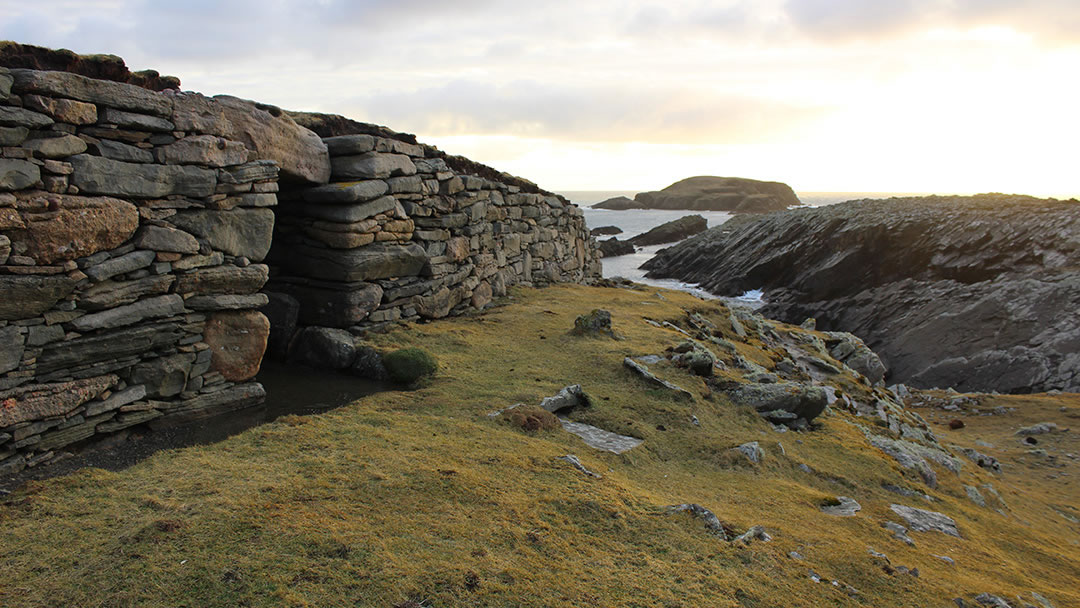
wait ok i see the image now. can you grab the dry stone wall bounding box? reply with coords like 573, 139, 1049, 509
0, 55, 602, 472
0, 66, 306, 475
265, 126, 602, 352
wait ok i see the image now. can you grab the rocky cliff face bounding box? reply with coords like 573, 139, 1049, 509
593, 176, 799, 213
642, 194, 1080, 393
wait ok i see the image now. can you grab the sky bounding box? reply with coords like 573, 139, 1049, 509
2, 0, 1078, 196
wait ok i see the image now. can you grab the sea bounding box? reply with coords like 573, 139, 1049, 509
558, 190, 923, 303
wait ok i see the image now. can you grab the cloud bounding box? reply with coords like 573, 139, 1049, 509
781, 0, 1080, 43
345, 79, 826, 144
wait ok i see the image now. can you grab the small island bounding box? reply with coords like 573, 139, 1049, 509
592, 176, 799, 213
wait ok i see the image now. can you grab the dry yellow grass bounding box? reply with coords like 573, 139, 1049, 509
0, 284, 1077, 607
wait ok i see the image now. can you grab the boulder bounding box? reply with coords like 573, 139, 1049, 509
734, 441, 764, 463
168, 208, 275, 261
5, 192, 138, 264
287, 326, 356, 370
203, 310, 270, 382
350, 345, 388, 380
539, 384, 591, 413
69, 154, 216, 198
726, 382, 828, 424
571, 309, 613, 337
889, 504, 960, 537
211, 95, 330, 184
629, 214, 707, 247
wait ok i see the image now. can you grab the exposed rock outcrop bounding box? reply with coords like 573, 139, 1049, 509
592, 176, 799, 213
643, 195, 1080, 393
629, 214, 707, 247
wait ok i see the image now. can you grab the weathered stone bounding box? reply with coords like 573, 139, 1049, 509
281, 242, 428, 282
301, 179, 388, 204
350, 346, 388, 380
159, 135, 248, 167
84, 385, 147, 417
0, 275, 77, 320
0, 67, 10, 99
130, 353, 194, 398
471, 281, 493, 308
84, 250, 156, 282
331, 152, 417, 180
22, 94, 98, 124
0, 105, 54, 128
203, 310, 270, 382
821, 496, 862, 516
623, 357, 693, 400
259, 291, 299, 360
0, 126, 29, 146
79, 275, 174, 311
184, 293, 269, 311
5, 192, 138, 264
97, 409, 162, 434
727, 382, 829, 424
173, 264, 269, 295
288, 326, 356, 370
275, 281, 383, 327
12, 69, 173, 115
0, 375, 117, 427
69, 154, 216, 198
157, 382, 265, 422
25, 324, 65, 346
36, 322, 184, 374
417, 286, 453, 319
0, 326, 25, 374
665, 504, 727, 538
134, 224, 199, 254
729, 441, 762, 463
218, 160, 280, 185
889, 504, 960, 537
560, 419, 643, 454
0, 233, 7, 265
90, 138, 155, 163
21, 134, 88, 159
538, 385, 591, 414
0, 159, 40, 191
168, 208, 274, 261
98, 107, 174, 131
211, 95, 330, 184
300, 195, 397, 223
323, 134, 375, 156
302, 227, 376, 249
70, 294, 185, 332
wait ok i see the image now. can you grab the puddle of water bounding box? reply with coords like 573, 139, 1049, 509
0, 360, 386, 492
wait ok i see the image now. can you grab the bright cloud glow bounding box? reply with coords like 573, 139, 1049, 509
1, 0, 1077, 195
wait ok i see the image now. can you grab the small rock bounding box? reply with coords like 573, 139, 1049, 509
889, 504, 960, 537
666, 503, 727, 539
571, 309, 614, 336
558, 454, 601, 478
1015, 423, 1059, 436
732, 525, 772, 544
822, 496, 861, 517
734, 441, 763, 463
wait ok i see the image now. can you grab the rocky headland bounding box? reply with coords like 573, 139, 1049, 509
643, 194, 1080, 393
597, 214, 708, 257
593, 176, 799, 213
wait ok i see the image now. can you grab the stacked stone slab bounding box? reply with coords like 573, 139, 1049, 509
266, 129, 602, 343
0, 66, 324, 475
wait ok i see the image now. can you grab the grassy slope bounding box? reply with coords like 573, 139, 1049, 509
1, 284, 1077, 608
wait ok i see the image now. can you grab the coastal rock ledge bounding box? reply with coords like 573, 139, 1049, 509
642, 194, 1080, 393
592, 176, 799, 213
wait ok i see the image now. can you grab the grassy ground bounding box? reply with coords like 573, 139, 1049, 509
1, 284, 1077, 607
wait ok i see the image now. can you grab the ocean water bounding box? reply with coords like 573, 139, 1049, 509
557, 190, 922, 302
